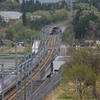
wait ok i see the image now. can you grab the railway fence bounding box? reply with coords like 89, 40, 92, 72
27, 71, 62, 100
0, 26, 62, 100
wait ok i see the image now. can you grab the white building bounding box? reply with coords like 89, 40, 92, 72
96, 40, 100, 45
0, 11, 22, 22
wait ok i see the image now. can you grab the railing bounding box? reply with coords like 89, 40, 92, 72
27, 71, 62, 100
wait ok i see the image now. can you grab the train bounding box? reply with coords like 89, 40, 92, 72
50, 26, 62, 35
0, 45, 48, 97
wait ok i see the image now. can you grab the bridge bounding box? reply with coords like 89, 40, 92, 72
0, 26, 62, 100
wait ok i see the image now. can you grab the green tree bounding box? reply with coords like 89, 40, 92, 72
63, 63, 96, 100
22, 13, 26, 26
68, 49, 100, 99
74, 12, 98, 39
5, 28, 14, 40
16, 0, 19, 3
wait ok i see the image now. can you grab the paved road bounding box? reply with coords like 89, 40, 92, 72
0, 58, 21, 70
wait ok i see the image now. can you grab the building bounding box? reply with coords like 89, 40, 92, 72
13, 40, 24, 46
59, 45, 67, 56
96, 40, 100, 45
0, 11, 22, 22
0, 39, 6, 46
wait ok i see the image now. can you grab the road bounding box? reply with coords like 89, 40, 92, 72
0, 57, 21, 70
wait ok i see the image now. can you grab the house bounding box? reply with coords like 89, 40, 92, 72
96, 40, 100, 45
0, 11, 22, 22
0, 39, 6, 46
85, 40, 94, 43
13, 40, 24, 46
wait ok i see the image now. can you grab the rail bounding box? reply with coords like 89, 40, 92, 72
0, 26, 61, 100
2, 35, 58, 100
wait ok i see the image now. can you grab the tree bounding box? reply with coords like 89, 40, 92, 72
67, 49, 100, 99
63, 62, 96, 100
5, 28, 14, 40
74, 12, 98, 39
22, 13, 26, 26
16, 0, 19, 3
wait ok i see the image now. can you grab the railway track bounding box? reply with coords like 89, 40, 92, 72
2, 35, 58, 100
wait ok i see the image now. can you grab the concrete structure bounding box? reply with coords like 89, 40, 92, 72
53, 56, 66, 73
32, 40, 40, 53
53, 56, 72, 73
0, 11, 22, 22
59, 45, 66, 56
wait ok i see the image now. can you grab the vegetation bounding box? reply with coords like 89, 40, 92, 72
63, 63, 96, 100
0, 9, 68, 41
74, 12, 98, 39
72, 3, 100, 40
5, 28, 14, 40
0, 0, 100, 99
21, 0, 68, 13
78, 0, 100, 10
62, 48, 100, 99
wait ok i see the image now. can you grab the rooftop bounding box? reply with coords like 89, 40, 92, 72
0, 11, 22, 19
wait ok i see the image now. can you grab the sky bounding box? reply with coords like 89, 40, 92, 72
20, 0, 62, 3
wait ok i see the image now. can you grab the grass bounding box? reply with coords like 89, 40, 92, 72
43, 75, 99, 100
58, 95, 78, 99
0, 52, 25, 56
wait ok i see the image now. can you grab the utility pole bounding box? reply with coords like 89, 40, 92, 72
1, 64, 4, 100
19, 57, 22, 100
38, 32, 40, 80
30, 36, 33, 94
27, 53, 30, 97
15, 40, 18, 100
24, 39, 26, 100
70, 0, 73, 13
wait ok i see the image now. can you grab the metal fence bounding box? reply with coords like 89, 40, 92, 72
27, 71, 62, 100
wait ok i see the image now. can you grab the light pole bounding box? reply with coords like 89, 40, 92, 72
38, 32, 40, 80
30, 36, 33, 94
1, 64, 4, 100
19, 57, 22, 100
15, 40, 18, 100
24, 38, 26, 100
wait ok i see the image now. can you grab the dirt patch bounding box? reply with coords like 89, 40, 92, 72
3, 45, 25, 53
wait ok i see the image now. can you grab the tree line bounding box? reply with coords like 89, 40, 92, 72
0, 0, 68, 12
73, 6, 98, 39
0, 9, 68, 40
21, 0, 68, 13
78, 0, 100, 11
22, 9, 68, 30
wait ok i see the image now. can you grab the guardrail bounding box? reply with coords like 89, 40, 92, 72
27, 72, 62, 100
36, 73, 62, 100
